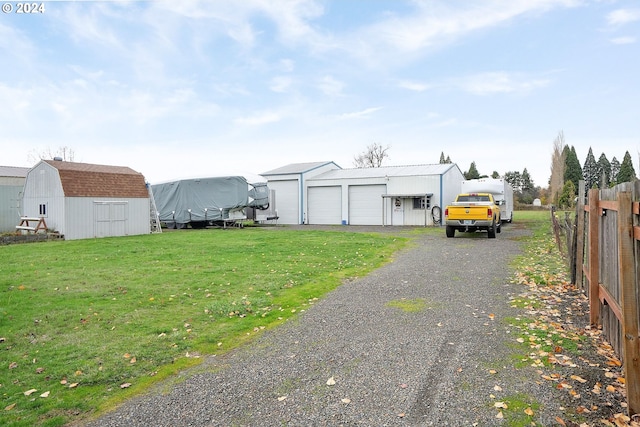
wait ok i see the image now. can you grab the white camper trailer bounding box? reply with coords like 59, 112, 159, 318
461, 178, 514, 223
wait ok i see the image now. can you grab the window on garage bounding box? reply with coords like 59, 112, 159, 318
412, 196, 431, 210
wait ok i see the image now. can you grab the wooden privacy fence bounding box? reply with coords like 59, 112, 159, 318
574, 181, 640, 415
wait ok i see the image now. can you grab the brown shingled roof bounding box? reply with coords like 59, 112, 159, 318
44, 160, 149, 198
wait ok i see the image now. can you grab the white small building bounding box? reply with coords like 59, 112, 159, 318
0, 166, 30, 233
263, 162, 464, 226
22, 159, 150, 240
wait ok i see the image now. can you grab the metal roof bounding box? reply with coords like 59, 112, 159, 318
310, 164, 459, 180
0, 165, 30, 178
262, 161, 340, 175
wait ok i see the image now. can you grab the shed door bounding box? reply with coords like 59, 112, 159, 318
94, 201, 128, 237
348, 185, 386, 225
267, 180, 299, 224
307, 186, 341, 225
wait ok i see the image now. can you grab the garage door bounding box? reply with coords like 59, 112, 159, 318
348, 185, 386, 225
267, 180, 299, 224
307, 186, 341, 225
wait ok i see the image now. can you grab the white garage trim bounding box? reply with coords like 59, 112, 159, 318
348, 185, 386, 225
308, 186, 342, 224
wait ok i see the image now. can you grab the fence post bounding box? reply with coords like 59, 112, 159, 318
588, 188, 600, 326
575, 181, 586, 289
618, 191, 640, 415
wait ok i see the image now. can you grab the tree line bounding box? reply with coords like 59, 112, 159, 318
358, 140, 637, 208
549, 131, 636, 208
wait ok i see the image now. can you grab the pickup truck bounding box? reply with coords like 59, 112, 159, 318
444, 193, 501, 238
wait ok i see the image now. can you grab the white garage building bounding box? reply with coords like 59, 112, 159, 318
262, 162, 464, 226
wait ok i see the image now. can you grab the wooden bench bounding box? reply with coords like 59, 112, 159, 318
16, 217, 48, 233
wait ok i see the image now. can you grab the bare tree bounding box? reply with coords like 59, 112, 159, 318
549, 131, 566, 206
353, 143, 390, 168
28, 146, 76, 164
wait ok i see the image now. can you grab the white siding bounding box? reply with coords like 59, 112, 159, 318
348, 185, 386, 225
22, 163, 65, 235
266, 180, 300, 224
0, 185, 23, 232
63, 198, 149, 240
307, 186, 341, 224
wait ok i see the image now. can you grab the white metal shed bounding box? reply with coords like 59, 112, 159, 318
0, 166, 30, 233
304, 164, 465, 226
22, 160, 150, 240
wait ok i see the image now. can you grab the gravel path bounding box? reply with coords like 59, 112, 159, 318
83, 225, 564, 426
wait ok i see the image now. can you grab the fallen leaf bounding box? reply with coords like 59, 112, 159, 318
489, 369, 497, 374
494, 385, 502, 391
9, 362, 17, 370
488, 313, 495, 320
120, 383, 131, 389
341, 398, 351, 404
555, 416, 567, 426
494, 401, 508, 409
4, 403, 16, 411
524, 407, 534, 416
326, 377, 336, 386
606, 384, 616, 393
40, 391, 50, 398
397, 413, 405, 418
277, 396, 287, 402
68, 383, 79, 388
571, 375, 587, 383
23, 389, 37, 396
496, 411, 504, 419
130, 357, 137, 364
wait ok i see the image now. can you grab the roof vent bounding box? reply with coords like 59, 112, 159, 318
53, 157, 63, 161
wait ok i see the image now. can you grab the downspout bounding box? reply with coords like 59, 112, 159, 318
299, 172, 305, 224
439, 173, 444, 227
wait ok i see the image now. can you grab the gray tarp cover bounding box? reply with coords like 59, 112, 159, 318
152, 176, 249, 224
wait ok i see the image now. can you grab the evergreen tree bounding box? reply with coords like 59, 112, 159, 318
491, 171, 500, 179
445, 156, 451, 163
558, 180, 576, 209
465, 161, 480, 180
596, 153, 611, 188
610, 157, 621, 185
583, 147, 598, 189
439, 152, 446, 164
617, 151, 636, 183
504, 171, 522, 192
520, 168, 536, 204
563, 146, 582, 192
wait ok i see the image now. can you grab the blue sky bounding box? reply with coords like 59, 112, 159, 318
2, 0, 639, 187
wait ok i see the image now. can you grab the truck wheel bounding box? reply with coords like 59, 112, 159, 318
446, 226, 455, 238
487, 220, 496, 238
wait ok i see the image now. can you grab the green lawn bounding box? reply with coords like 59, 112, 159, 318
0, 227, 407, 427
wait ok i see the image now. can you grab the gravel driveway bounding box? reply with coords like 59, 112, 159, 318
83, 224, 564, 426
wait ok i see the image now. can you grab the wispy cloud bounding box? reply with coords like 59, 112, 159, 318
606, 8, 640, 27
338, 107, 382, 120
341, 0, 581, 65
610, 36, 636, 45
317, 75, 345, 96
235, 111, 283, 126
453, 72, 551, 95
398, 80, 431, 92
